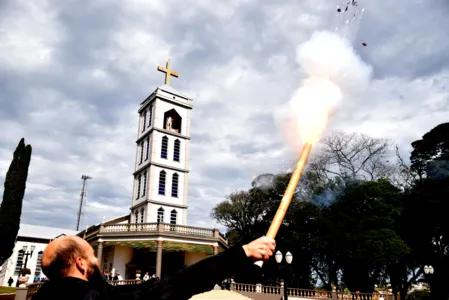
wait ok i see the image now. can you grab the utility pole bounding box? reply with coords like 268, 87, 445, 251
76, 174, 92, 231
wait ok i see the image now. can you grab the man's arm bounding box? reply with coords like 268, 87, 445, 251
109, 236, 275, 300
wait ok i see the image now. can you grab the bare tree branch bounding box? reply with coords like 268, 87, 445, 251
308, 131, 395, 183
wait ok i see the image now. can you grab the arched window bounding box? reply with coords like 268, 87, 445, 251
145, 137, 150, 160
135, 210, 139, 223
140, 142, 144, 164
136, 174, 142, 199
148, 105, 153, 128
161, 136, 168, 159
142, 171, 147, 197
173, 139, 180, 162
171, 173, 179, 197
142, 110, 147, 132
140, 208, 145, 223
15, 250, 24, 275
170, 209, 177, 224
158, 171, 166, 195
157, 207, 164, 223
35, 251, 44, 275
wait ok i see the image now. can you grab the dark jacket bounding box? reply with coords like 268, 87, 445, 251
32, 246, 253, 300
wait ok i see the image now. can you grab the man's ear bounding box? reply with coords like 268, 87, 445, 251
75, 256, 87, 274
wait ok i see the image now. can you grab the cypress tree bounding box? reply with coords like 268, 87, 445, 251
0, 138, 32, 265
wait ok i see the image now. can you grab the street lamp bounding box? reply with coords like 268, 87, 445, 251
22, 245, 36, 269
275, 251, 293, 300
424, 265, 434, 275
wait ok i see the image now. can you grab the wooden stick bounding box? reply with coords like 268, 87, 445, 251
254, 143, 313, 267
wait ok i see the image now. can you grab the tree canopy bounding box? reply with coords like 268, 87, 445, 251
211, 123, 449, 300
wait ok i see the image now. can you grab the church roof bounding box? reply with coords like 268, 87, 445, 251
18, 224, 78, 240
157, 84, 191, 100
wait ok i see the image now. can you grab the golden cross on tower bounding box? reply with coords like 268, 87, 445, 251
157, 59, 179, 85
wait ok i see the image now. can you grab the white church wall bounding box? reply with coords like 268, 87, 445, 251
138, 102, 156, 139
182, 139, 190, 170
135, 136, 152, 172
154, 99, 190, 136
151, 131, 188, 171
112, 246, 133, 279
148, 165, 185, 206
182, 172, 189, 207
150, 204, 184, 225
137, 110, 144, 138
144, 205, 152, 222
135, 140, 143, 170
134, 138, 140, 174
133, 168, 150, 206
157, 89, 191, 106
132, 175, 139, 205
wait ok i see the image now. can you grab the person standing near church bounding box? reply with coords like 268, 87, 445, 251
7, 277, 13, 287
143, 272, 150, 281
31, 235, 275, 300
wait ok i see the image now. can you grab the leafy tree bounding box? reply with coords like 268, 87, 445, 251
402, 176, 449, 300
387, 257, 422, 300
210, 125, 449, 294
405, 122, 449, 300
211, 173, 294, 245
0, 138, 32, 265
329, 179, 409, 292
287, 201, 321, 288
410, 122, 449, 179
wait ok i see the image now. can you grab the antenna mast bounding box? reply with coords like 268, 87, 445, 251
76, 174, 93, 231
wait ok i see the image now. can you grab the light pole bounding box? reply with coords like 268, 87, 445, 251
275, 250, 293, 300
22, 245, 36, 269
423, 265, 434, 294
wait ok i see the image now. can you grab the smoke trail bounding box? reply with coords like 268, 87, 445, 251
252, 173, 275, 192
275, 25, 372, 152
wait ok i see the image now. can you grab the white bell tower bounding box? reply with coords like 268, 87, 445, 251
130, 60, 192, 226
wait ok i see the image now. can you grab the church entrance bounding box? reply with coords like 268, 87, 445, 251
132, 248, 185, 279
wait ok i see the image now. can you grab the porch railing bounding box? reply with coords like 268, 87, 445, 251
21, 280, 390, 300
231, 283, 390, 300
337, 292, 385, 300
25, 282, 44, 300
288, 288, 332, 298
94, 222, 227, 244
108, 279, 142, 286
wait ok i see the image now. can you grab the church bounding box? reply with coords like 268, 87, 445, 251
77, 60, 228, 280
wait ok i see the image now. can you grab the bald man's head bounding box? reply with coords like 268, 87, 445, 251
42, 236, 99, 281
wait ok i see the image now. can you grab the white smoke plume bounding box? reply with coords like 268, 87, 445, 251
275, 30, 373, 152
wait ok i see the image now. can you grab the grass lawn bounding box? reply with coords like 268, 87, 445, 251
0, 287, 16, 294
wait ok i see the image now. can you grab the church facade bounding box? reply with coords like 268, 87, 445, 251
78, 61, 227, 280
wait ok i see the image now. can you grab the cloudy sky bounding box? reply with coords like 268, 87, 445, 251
0, 0, 448, 231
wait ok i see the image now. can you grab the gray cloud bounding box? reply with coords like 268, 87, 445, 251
0, 0, 448, 231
